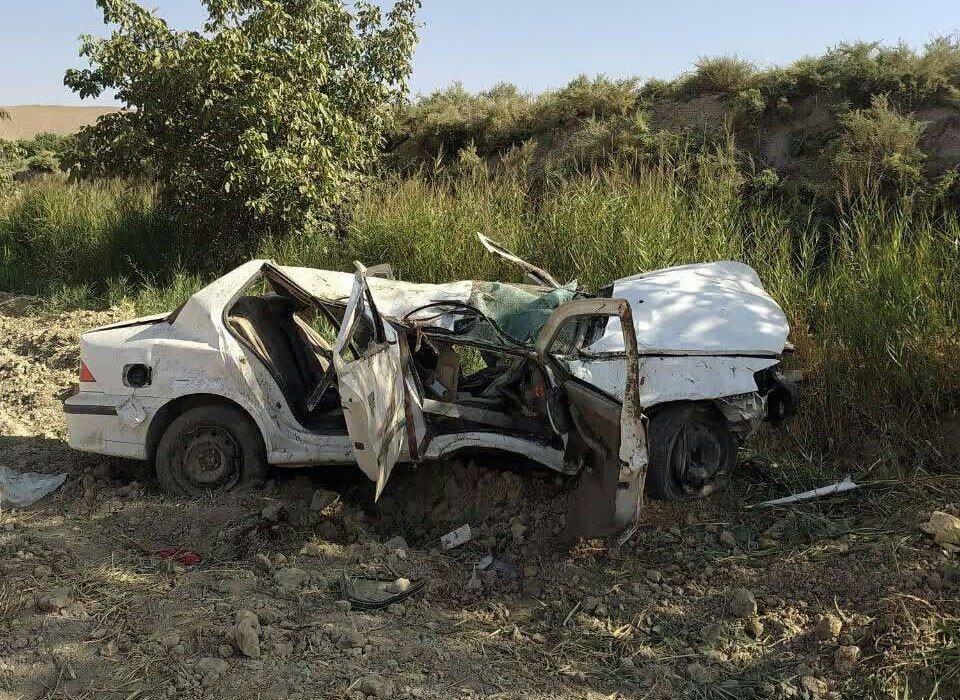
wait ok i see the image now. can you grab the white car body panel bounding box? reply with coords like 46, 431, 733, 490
584, 261, 789, 355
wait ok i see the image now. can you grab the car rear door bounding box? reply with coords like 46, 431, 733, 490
534, 298, 648, 543
333, 264, 426, 498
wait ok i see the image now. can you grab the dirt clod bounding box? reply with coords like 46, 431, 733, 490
728, 588, 757, 618
813, 613, 843, 641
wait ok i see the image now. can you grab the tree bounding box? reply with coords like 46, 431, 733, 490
65, 0, 420, 258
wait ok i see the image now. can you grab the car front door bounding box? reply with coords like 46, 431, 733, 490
333, 264, 425, 499
534, 298, 648, 543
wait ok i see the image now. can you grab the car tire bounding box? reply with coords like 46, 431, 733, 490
155, 404, 267, 497
645, 402, 736, 501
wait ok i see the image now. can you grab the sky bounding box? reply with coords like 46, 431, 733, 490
2, 0, 959, 105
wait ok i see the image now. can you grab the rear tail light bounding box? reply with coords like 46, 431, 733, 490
79, 360, 96, 383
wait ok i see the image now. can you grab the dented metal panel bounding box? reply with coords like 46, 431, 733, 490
585, 261, 789, 356
566, 355, 780, 405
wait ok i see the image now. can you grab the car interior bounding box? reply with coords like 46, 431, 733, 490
224, 276, 568, 443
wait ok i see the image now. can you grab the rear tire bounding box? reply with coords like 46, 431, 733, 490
155, 404, 267, 497
646, 402, 736, 501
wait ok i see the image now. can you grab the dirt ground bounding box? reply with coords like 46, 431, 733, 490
1, 293, 959, 700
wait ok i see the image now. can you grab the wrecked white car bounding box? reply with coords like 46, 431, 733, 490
64, 235, 797, 538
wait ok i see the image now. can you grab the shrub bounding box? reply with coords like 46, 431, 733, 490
65, 0, 421, 262
532, 75, 639, 130
688, 55, 756, 95
831, 94, 927, 195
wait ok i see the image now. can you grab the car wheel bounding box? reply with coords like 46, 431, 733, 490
155, 404, 267, 497
646, 402, 736, 501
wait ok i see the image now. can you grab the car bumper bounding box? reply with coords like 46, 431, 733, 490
64, 392, 148, 460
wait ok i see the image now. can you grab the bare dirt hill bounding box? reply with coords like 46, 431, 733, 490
0, 105, 119, 140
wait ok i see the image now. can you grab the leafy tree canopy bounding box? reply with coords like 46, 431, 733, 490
65, 0, 420, 256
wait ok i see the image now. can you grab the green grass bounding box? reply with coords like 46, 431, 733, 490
1, 147, 958, 477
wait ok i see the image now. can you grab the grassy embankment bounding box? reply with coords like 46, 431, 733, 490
1, 144, 958, 482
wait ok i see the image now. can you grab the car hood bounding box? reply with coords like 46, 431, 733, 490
584, 261, 789, 356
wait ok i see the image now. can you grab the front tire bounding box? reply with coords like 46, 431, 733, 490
155, 404, 267, 497
646, 402, 736, 501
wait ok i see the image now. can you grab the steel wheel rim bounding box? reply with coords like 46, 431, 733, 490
174, 424, 241, 491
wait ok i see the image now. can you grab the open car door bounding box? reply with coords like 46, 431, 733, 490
534, 298, 648, 544
477, 233, 562, 288
333, 264, 425, 499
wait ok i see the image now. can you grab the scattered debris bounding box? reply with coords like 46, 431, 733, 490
339, 574, 427, 611
440, 523, 472, 549
477, 554, 520, 580
152, 547, 202, 566
0, 465, 66, 509
752, 475, 859, 508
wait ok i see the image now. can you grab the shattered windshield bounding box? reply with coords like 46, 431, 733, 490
406, 281, 579, 348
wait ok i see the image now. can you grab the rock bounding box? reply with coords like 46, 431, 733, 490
386, 603, 405, 615
261, 502, 286, 523
383, 536, 408, 551
510, 521, 527, 541
921, 511, 960, 546
333, 599, 352, 612
274, 567, 309, 593
834, 644, 861, 670
234, 610, 262, 659
358, 675, 395, 698
218, 644, 233, 658
254, 553, 273, 571
758, 536, 778, 549
36, 587, 73, 612
728, 588, 757, 619
745, 618, 764, 638
196, 657, 229, 686
311, 489, 339, 513
719, 530, 738, 548
645, 569, 662, 583
813, 613, 842, 641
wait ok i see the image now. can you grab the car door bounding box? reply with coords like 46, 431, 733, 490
333, 264, 426, 499
534, 298, 648, 543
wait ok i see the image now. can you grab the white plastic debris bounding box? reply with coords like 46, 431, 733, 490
440, 524, 472, 550
751, 475, 858, 508
0, 466, 67, 510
